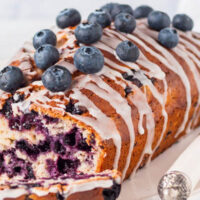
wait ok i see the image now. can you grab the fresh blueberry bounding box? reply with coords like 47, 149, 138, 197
172, 14, 194, 31
75, 23, 103, 44
116, 4, 134, 17
56, 8, 81, 29
100, 3, 120, 20
42, 65, 72, 92
33, 29, 57, 49
74, 46, 104, 74
101, 3, 134, 20
134, 5, 153, 19
148, 11, 171, 31
158, 28, 179, 49
88, 9, 111, 28
34, 44, 59, 70
116, 40, 140, 62
0, 66, 24, 92
114, 13, 136, 33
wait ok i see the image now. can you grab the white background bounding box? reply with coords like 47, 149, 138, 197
0, 0, 200, 199
0, 0, 200, 60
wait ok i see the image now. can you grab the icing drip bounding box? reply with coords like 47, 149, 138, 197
0, 188, 27, 200
70, 88, 121, 169
174, 45, 200, 135
0, 18, 199, 189
129, 85, 155, 173
133, 27, 191, 138
63, 179, 113, 199
101, 28, 168, 173
178, 36, 200, 131
72, 74, 135, 178
136, 25, 200, 137
0, 173, 120, 200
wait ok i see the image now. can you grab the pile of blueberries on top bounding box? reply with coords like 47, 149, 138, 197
0, 3, 194, 93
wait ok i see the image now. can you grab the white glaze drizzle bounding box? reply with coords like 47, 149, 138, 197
178, 37, 200, 131
72, 74, 135, 179
0, 188, 27, 200
63, 179, 113, 199
137, 25, 200, 137
102, 28, 168, 172
130, 85, 155, 152
185, 31, 200, 46
0, 19, 199, 192
0, 174, 119, 200
175, 45, 200, 134
70, 88, 121, 170
136, 20, 199, 146
134, 27, 191, 138
12, 86, 67, 116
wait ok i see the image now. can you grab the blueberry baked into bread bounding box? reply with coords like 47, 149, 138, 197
0, 2, 200, 200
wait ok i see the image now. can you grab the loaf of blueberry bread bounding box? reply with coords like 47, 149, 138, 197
0, 2, 199, 200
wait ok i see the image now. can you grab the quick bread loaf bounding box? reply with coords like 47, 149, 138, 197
0, 3, 199, 200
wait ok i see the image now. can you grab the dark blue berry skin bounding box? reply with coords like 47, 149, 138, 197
101, 3, 120, 20
34, 44, 60, 70
0, 66, 24, 92
74, 46, 104, 74
101, 3, 117, 13
101, 3, 134, 20
56, 8, 81, 29
33, 29, 57, 49
172, 14, 194, 31
75, 23, 103, 44
103, 182, 121, 200
134, 5, 153, 19
114, 13, 136, 33
88, 9, 111, 28
116, 40, 140, 62
117, 4, 134, 17
158, 28, 179, 49
148, 11, 171, 31
42, 65, 72, 92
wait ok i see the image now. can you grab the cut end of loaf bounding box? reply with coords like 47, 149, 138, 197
0, 94, 105, 183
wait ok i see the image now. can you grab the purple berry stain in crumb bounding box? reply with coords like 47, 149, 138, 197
16, 140, 40, 161
44, 115, 59, 124
64, 130, 76, 146
0, 99, 13, 118
64, 127, 92, 152
54, 140, 66, 155
57, 157, 80, 174
46, 159, 59, 177
46, 157, 80, 177
7, 111, 49, 135
0, 101, 94, 178
37, 139, 51, 153
14, 126, 92, 162
0, 150, 35, 179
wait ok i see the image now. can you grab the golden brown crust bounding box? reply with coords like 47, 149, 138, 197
0, 18, 200, 198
